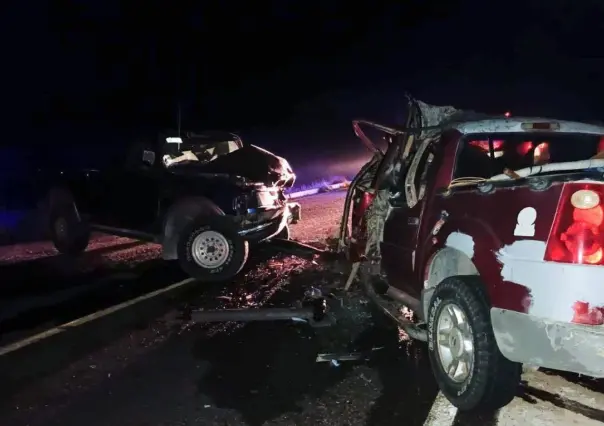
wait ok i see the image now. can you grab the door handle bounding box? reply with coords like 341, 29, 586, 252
408, 217, 419, 226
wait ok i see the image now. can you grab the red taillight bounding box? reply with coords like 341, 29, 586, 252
544, 183, 604, 266
572, 301, 604, 325
544, 183, 604, 326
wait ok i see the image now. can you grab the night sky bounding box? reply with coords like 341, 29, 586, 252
4, 0, 604, 179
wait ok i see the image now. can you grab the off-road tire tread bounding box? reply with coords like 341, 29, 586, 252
49, 200, 90, 255
428, 275, 521, 411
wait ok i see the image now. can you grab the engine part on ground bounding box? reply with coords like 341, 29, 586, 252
192, 306, 318, 323
191, 286, 334, 327
315, 351, 381, 363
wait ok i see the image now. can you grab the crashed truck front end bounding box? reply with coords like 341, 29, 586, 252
162, 132, 300, 243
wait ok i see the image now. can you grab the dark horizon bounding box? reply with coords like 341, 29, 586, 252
3, 0, 604, 182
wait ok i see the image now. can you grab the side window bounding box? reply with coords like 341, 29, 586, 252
454, 141, 494, 179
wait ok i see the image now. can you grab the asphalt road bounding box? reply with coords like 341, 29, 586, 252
0, 191, 603, 426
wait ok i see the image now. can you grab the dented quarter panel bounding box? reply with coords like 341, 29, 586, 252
424, 183, 564, 312
497, 240, 604, 322
419, 217, 500, 302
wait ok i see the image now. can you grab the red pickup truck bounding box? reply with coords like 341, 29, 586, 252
342, 100, 604, 411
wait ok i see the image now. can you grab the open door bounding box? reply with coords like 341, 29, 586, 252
381, 137, 438, 298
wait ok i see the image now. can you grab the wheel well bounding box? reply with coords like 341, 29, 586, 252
421, 247, 480, 319
161, 197, 225, 260
425, 247, 479, 289
47, 187, 74, 209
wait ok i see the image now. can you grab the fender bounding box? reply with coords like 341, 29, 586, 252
420, 217, 505, 315
161, 196, 225, 260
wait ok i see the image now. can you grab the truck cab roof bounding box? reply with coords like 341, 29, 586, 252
450, 117, 604, 136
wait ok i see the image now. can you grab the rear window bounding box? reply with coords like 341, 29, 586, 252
454, 132, 604, 179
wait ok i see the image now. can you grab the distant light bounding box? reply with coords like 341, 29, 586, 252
504, 111, 511, 118
166, 137, 182, 143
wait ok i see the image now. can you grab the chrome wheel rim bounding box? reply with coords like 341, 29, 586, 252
436, 302, 475, 383
190, 230, 230, 268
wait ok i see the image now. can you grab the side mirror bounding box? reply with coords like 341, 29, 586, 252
142, 150, 156, 167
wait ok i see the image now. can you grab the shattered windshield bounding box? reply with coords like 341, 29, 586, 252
162, 135, 243, 168
454, 132, 604, 179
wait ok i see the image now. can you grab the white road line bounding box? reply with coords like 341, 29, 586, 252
0, 277, 196, 357
423, 392, 458, 426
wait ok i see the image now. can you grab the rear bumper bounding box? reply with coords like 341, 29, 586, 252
491, 308, 604, 378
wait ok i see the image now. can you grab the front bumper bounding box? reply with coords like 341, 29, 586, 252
238, 201, 301, 243
491, 308, 604, 378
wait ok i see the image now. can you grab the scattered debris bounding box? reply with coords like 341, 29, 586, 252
315, 347, 384, 363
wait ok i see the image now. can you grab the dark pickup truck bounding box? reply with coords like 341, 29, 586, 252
41, 131, 301, 282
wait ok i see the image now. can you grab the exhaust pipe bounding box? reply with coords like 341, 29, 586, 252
372, 279, 423, 317
360, 267, 427, 341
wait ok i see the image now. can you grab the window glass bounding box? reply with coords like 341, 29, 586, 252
454, 133, 604, 179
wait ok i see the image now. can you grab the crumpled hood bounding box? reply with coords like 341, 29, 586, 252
174, 144, 296, 188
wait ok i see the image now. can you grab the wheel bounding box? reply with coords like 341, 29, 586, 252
49, 201, 90, 255
177, 215, 249, 282
427, 275, 521, 411
274, 224, 290, 240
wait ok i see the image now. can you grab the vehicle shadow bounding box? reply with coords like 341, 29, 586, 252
518, 379, 604, 422
540, 368, 604, 394
364, 329, 440, 426
0, 240, 147, 297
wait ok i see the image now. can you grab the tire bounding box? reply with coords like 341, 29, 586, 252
49, 201, 90, 255
176, 215, 249, 282
427, 275, 521, 411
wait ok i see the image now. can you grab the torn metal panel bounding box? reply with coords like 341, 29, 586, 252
364, 189, 390, 260
415, 100, 460, 139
